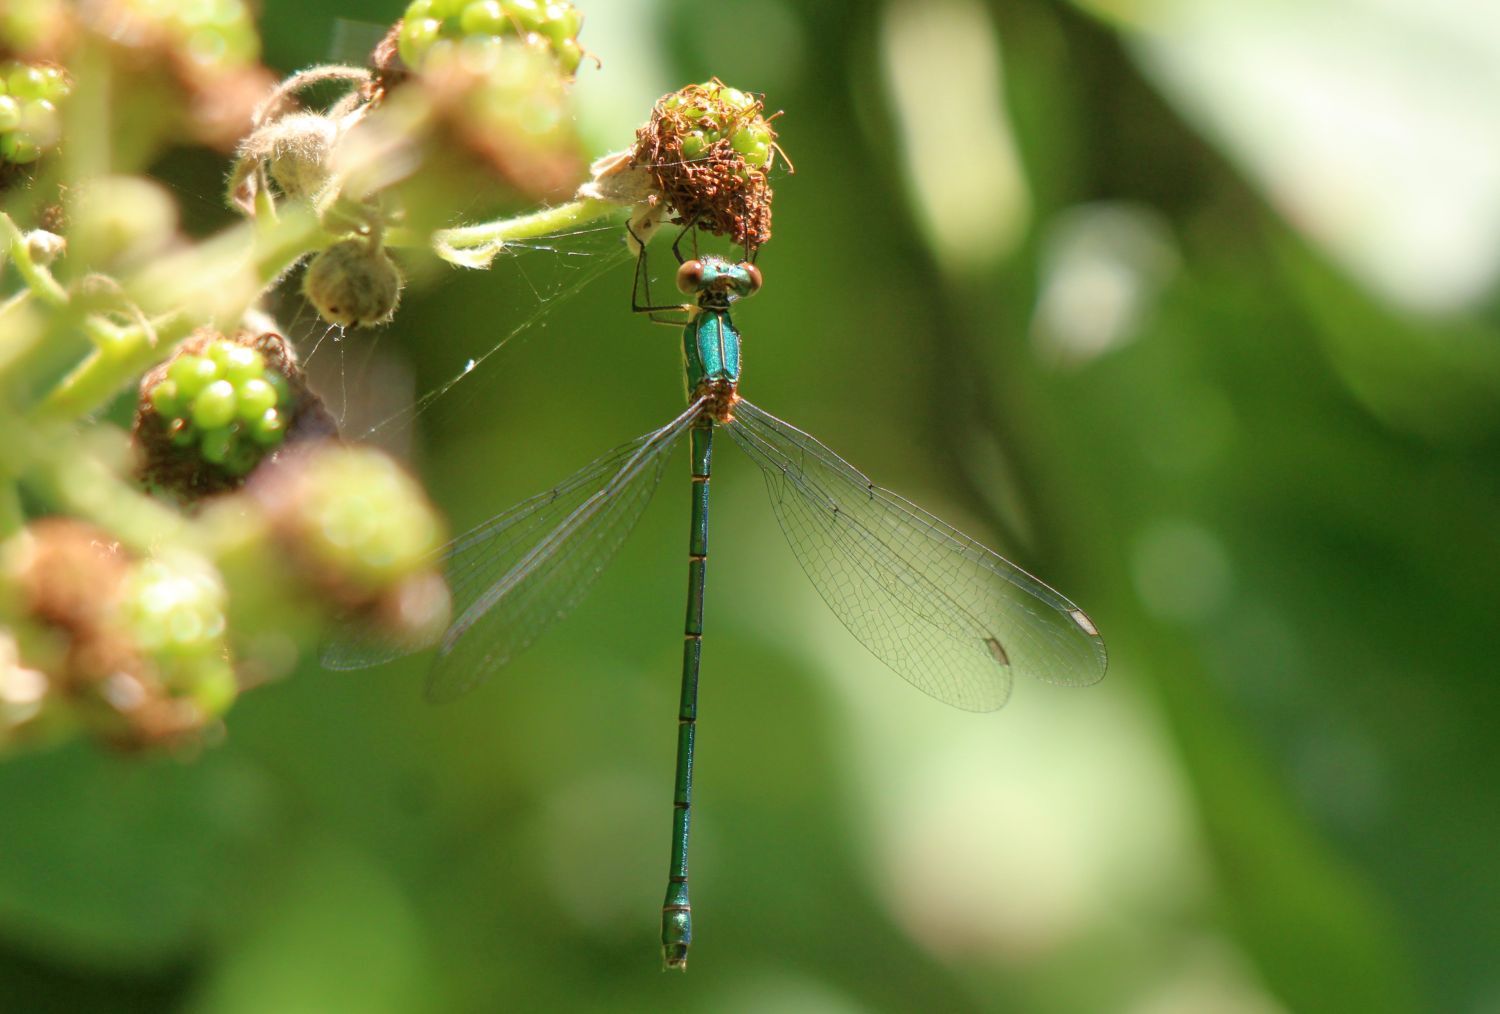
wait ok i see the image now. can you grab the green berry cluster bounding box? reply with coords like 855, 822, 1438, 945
116, 557, 237, 717
0, 60, 67, 165
635, 79, 783, 249
148, 339, 292, 477
291, 446, 444, 593
662, 82, 775, 170
398, 0, 585, 77
1, 521, 239, 750
121, 0, 261, 67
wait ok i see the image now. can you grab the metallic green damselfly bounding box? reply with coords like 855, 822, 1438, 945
327, 252, 1107, 969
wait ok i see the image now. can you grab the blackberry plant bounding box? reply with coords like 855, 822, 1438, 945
0, 1, 788, 753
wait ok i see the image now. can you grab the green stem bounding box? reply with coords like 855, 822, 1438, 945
0, 404, 185, 552
33, 209, 328, 424
425, 198, 620, 267
1, 213, 68, 308
31, 312, 192, 424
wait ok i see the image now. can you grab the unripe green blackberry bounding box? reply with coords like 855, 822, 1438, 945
74, 0, 275, 155
135, 330, 335, 502
396, 0, 586, 78
303, 239, 405, 329
116, 554, 224, 657
110, 554, 236, 720
249, 442, 450, 650
271, 444, 443, 594
629, 79, 786, 251
118, 557, 226, 654
661, 83, 774, 169
0, 60, 68, 166
362, 15, 582, 209
1, 520, 228, 750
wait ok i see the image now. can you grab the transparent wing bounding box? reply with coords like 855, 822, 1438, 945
323, 401, 703, 702
320, 618, 417, 672
428, 401, 703, 702
725, 399, 1106, 712
317, 423, 663, 674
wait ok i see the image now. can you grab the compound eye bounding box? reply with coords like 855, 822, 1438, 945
741, 263, 763, 294
676, 259, 705, 293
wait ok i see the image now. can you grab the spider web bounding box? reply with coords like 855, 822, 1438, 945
223, 20, 641, 447
286, 222, 635, 447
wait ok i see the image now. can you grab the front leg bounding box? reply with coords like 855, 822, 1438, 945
629, 221, 693, 325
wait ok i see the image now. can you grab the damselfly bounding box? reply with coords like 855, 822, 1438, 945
327, 248, 1107, 969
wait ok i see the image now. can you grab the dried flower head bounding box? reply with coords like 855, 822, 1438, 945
630, 79, 787, 251
2, 521, 234, 750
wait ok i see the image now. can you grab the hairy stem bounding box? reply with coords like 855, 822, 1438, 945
425, 197, 620, 268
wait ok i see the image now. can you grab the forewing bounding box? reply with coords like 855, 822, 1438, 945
319, 434, 641, 672
424, 402, 702, 702
726, 400, 1106, 712
322, 403, 701, 701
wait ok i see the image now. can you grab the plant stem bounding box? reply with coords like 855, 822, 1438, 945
1, 213, 68, 308
425, 198, 621, 267
32, 209, 328, 424
31, 311, 192, 424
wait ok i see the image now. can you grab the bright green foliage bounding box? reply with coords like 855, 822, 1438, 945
0, 60, 66, 166
147, 340, 291, 477
397, 0, 585, 76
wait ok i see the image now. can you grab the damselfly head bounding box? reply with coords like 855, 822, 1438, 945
676, 256, 762, 299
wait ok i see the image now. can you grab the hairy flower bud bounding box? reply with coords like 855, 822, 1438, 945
302, 239, 405, 328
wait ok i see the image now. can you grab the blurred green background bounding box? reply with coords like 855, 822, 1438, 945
5, 0, 1500, 1010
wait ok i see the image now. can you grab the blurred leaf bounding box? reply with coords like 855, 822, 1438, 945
0, 747, 272, 968
187, 837, 431, 1014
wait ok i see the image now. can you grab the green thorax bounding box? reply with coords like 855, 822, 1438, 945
678, 257, 758, 398
684, 308, 742, 393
